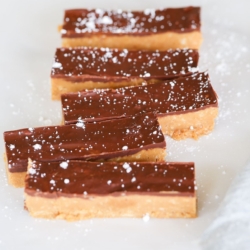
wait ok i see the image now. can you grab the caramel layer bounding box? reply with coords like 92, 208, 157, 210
4, 113, 166, 173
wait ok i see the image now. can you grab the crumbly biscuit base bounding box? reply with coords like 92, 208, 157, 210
25, 193, 196, 221
5, 148, 166, 188
61, 31, 202, 51
51, 78, 156, 100
159, 107, 218, 140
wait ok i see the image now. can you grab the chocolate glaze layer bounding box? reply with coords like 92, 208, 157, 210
61, 7, 201, 38
51, 47, 199, 82
4, 113, 165, 173
62, 72, 218, 124
25, 161, 195, 198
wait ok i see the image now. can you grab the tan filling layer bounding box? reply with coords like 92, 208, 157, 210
61, 31, 202, 50
5, 148, 166, 188
158, 107, 218, 140
51, 78, 159, 100
25, 193, 197, 221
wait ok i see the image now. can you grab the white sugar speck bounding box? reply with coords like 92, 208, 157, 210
60, 161, 68, 169
50, 180, 55, 185
61, 29, 67, 34
107, 180, 112, 185
101, 16, 113, 25
126, 166, 132, 173
131, 177, 136, 182
64, 179, 70, 184
123, 163, 130, 170
76, 121, 85, 128
122, 146, 128, 150
29, 168, 36, 175
144, 73, 151, 77
33, 144, 42, 150
53, 62, 62, 68
143, 213, 150, 222
9, 144, 15, 150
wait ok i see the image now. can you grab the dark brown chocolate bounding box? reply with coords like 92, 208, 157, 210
4, 113, 165, 173
51, 47, 199, 81
61, 7, 201, 38
25, 161, 195, 197
62, 72, 218, 124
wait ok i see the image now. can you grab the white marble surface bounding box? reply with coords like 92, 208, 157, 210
0, 0, 250, 249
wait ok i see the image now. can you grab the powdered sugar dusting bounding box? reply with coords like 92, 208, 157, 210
33, 144, 42, 150
51, 48, 198, 79
143, 213, 150, 222
63, 8, 200, 35
64, 179, 70, 184
76, 121, 85, 128
60, 161, 68, 169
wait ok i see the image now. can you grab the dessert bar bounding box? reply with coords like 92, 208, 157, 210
51, 47, 199, 99
4, 113, 166, 187
62, 72, 218, 140
25, 160, 197, 220
60, 7, 202, 50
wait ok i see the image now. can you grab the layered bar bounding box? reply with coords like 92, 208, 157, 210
4, 113, 166, 188
62, 72, 218, 140
60, 7, 202, 50
25, 160, 196, 220
51, 47, 199, 99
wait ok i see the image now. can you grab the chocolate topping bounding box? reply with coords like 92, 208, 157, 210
51, 47, 199, 81
4, 113, 165, 173
62, 72, 218, 124
61, 7, 201, 37
25, 161, 195, 197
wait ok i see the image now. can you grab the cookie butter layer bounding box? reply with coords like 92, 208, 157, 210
4, 113, 166, 187
51, 47, 199, 99
60, 7, 202, 50
62, 72, 218, 139
25, 161, 196, 220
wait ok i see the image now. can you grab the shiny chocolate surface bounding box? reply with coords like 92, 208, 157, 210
51, 47, 199, 81
61, 7, 200, 37
25, 161, 195, 197
4, 113, 165, 173
62, 72, 218, 124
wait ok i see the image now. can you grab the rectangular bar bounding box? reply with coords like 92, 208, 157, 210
25, 160, 196, 220
51, 47, 199, 99
4, 113, 166, 188
60, 7, 202, 50
61, 72, 218, 140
